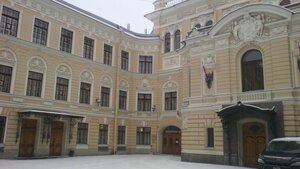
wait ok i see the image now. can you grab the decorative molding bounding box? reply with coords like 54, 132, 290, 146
270, 26, 288, 36
28, 57, 46, 73
163, 81, 178, 92
136, 78, 153, 92
101, 75, 113, 87
120, 80, 129, 91
0, 49, 17, 66
163, 56, 180, 69
56, 64, 72, 78
80, 70, 93, 83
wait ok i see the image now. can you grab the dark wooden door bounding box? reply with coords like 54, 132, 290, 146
243, 122, 266, 167
50, 121, 64, 156
19, 119, 37, 157
162, 133, 181, 155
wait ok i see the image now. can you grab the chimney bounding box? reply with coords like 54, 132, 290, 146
127, 23, 130, 30
144, 28, 148, 34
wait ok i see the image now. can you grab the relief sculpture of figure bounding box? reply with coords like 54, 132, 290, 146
232, 20, 240, 41
255, 14, 265, 37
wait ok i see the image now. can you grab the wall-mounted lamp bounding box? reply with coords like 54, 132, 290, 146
96, 98, 101, 106
152, 105, 156, 112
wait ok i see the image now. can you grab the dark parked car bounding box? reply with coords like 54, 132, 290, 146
258, 137, 300, 169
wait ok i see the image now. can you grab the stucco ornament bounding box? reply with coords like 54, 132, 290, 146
232, 13, 265, 41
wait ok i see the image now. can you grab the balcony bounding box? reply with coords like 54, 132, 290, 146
165, 0, 187, 8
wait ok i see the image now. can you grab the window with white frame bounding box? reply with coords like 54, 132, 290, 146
0, 117, 6, 144
104, 44, 113, 65
165, 91, 177, 111
207, 128, 214, 148
77, 122, 88, 144
0, 64, 12, 93
121, 50, 129, 71
79, 82, 91, 104
101, 87, 110, 107
26, 71, 43, 97
174, 30, 181, 50
118, 126, 126, 145
136, 127, 151, 145
139, 56, 152, 74
164, 33, 171, 53
83, 37, 94, 60
33, 18, 48, 46
60, 28, 73, 53
55, 77, 69, 101
137, 93, 152, 111
99, 124, 108, 145
0, 6, 19, 37
119, 90, 127, 110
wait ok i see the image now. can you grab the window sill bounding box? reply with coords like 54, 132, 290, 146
136, 145, 151, 149
76, 144, 88, 149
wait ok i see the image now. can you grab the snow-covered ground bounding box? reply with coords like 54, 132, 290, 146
0, 155, 251, 169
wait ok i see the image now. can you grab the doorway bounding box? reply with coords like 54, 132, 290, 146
162, 126, 181, 155
50, 121, 64, 156
19, 119, 37, 157
242, 122, 266, 167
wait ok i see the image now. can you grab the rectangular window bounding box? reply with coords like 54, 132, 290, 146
0, 64, 12, 93
139, 56, 152, 74
55, 77, 69, 101
83, 37, 94, 60
26, 71, 43, 97
33, 18, 48, 46
121, 51, 129, 71
138, 93, 151, 111
119, 90, 127, 110
104, 44, 112, 65
0, 6, 19, 37
79, 82, 91, 104
136, 127, 151, 145
99, 124, 108, 145
0, 117, 6, 144
165, 92, 177, 111
101, 87, 110, 107
60, 28, 73, 53
118, 126, 126, 145
207, 128, 214, 148
77, 123, 88, 144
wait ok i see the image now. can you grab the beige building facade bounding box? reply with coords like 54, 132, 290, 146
0, 0, 300, 167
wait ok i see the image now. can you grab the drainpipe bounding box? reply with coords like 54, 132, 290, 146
112, 31, 122, 154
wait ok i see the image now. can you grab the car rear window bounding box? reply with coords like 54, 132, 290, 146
266, 141, 300, 153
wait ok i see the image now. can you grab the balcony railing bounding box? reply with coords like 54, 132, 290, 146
165, 0, 186, 8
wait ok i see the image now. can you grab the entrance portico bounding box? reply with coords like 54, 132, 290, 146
217, 101, 283, 167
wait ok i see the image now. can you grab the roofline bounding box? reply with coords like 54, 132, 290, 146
145, 0, 190, 20
52, 0, 159, 40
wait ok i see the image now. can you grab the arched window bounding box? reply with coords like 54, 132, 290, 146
164, 33, 171, 53
174, 30, 181, 50
206, 20, 213, 27
280, 0, 290, 6
241, 50, 264, 92
194, 24, 201, 29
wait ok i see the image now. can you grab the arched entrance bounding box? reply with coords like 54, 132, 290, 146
242, 122, 266, 167
162, 126, 181, 155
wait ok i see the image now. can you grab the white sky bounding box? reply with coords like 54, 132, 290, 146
64, 0, 155, 34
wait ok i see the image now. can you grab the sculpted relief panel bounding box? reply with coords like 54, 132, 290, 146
231, 13, 265, 42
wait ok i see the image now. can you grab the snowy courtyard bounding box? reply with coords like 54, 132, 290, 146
0, 154, 251, 169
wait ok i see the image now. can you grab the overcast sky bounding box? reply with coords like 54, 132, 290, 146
64, 0, 155, 34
